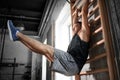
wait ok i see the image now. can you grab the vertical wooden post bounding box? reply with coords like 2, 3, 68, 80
75, 74, 81, 80
98, 0, 116, 80
70, 0, 75, 27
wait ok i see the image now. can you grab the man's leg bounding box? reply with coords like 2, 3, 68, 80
7, 20, 54, 62
20, 39, 42, 54
17, 32, 54, 62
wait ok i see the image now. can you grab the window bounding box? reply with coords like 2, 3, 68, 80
54, 2, 74, 80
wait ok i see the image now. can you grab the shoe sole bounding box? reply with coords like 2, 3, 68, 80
7, 21, 13, 41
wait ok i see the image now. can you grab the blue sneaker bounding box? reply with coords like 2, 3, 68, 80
7, 20, 19, 41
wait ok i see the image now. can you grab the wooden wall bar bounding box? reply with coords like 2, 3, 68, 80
70, 0, 116, 80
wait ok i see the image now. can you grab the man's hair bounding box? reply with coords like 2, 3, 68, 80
77, 21, 82, 26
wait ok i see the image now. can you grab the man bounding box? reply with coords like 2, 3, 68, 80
7, 0, 90, 76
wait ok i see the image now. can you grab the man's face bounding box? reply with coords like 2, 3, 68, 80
73, 23, 81, 32
77, 23, 81, 29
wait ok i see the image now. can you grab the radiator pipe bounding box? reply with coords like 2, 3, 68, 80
0, 14, 40, 22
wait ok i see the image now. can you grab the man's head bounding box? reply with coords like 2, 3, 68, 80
77, 21, 82, 28
73, 21, 82, 33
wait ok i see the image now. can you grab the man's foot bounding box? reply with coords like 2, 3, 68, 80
7, 20, 19, 41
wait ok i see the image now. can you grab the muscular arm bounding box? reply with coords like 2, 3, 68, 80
81, 0, 89, 32
79, 0, 90, 42
72, 9, 79, 36
73, 9, 78, 25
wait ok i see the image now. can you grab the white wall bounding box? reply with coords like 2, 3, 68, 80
0, 31, 37, 80
55, 2, 74, 80
1, 34, 30, 80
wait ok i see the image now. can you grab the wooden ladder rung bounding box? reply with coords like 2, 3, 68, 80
73, 1, 99, 20
94, 15, 101, 22
80, 68, 108, 75
89, 39, 104, 50
92, 26, 102, 35
86, 53, 107, 63
72, 0, 80, 9
72, 11, 82, 17
72, 11, 76, 16
72, 0, 94, 10
88, 4, 99, 18
89, 0, 96, 7
88, 15, 100, 24
78, 11, 100, 20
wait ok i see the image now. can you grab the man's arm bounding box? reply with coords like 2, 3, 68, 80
73, 9, 78, 25
72, 9, 79, 36
81, 0, 89, 31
